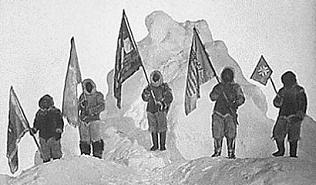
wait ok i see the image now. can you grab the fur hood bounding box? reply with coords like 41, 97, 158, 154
220, 67, 235, 83
39, 94, 54, 109
150, 70, 163, 87
281, 71, 297, 87
82, 78, 97, 94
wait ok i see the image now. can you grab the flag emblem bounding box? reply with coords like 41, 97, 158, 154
258, 65, 270, 77
250, 55, 273, 85
123, 38, 132, 53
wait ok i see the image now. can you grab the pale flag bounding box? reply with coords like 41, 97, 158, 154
62, 37, 82, 127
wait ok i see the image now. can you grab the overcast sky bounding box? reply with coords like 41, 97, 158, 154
0, 0, 315, 175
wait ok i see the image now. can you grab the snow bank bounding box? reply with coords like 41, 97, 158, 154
101, 126, 169, 172
6, 121, 316, 185
0, 174, 10, 185
165, 157, 316, 185
8, 156, 158, 185
5, 155, 316, 185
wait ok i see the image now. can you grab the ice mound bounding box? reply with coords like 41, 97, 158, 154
102, 10, 316, 161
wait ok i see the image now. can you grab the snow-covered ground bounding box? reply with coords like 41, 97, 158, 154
1, 9, 316, 185
4, 157, 316, 185
3, 126, 316, 185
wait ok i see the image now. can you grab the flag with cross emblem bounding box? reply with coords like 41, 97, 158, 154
250, 55, 273, 85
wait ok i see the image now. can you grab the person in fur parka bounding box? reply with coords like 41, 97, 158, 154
272, 71, 307, 158
142, 70, 173, 151
78, 78, 105, 158
31, 94, 64, 163
209, 67, 245, 159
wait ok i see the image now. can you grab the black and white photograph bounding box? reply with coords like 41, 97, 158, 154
0, 0, 315, 184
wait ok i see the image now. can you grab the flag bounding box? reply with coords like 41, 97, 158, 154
250, 55, 273, 85
114, 10, 142, 108
184, 27, 216, 115
62, 37, 82, 127
7, 87, 30, 174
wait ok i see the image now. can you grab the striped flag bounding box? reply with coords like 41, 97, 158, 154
250, 55, 273, 85
114, 10, 142, 108
184, 28, 215, 115
62, 37, 82, 127
7, 87, 30, 174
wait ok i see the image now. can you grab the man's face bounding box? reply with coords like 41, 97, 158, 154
86, 82, 93, 93
153, 73, 160, 82
42, 100, 49, 109
222, 69, 233, 83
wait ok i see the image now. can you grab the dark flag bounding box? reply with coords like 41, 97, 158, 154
7, 87, 30, 174
114, 10, 142, 108
184, 28, 215, 115
250, 55, 273, 85
62, 37, 82, 127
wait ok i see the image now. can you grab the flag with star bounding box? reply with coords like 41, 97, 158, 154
114, 10, 142, 108
184, 27, 216, 115
250, 55, 273, 85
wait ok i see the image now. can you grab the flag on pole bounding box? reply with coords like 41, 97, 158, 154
62, 37, 82, 127
250, 55, 273, 85
184, 27, 216, 115
114, 10, 142, 108
7, 87, 30, 174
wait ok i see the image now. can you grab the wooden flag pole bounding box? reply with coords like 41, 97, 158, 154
24, 123, 42, 155
14, 87, 42, 155
123, 9, 150, 85
194, 27, 239, 124
20, 107, 42, 155
29, 131, 42, 154
269, 77, 278, 94
123, 10, 158, 103
11, 87, 42, 157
